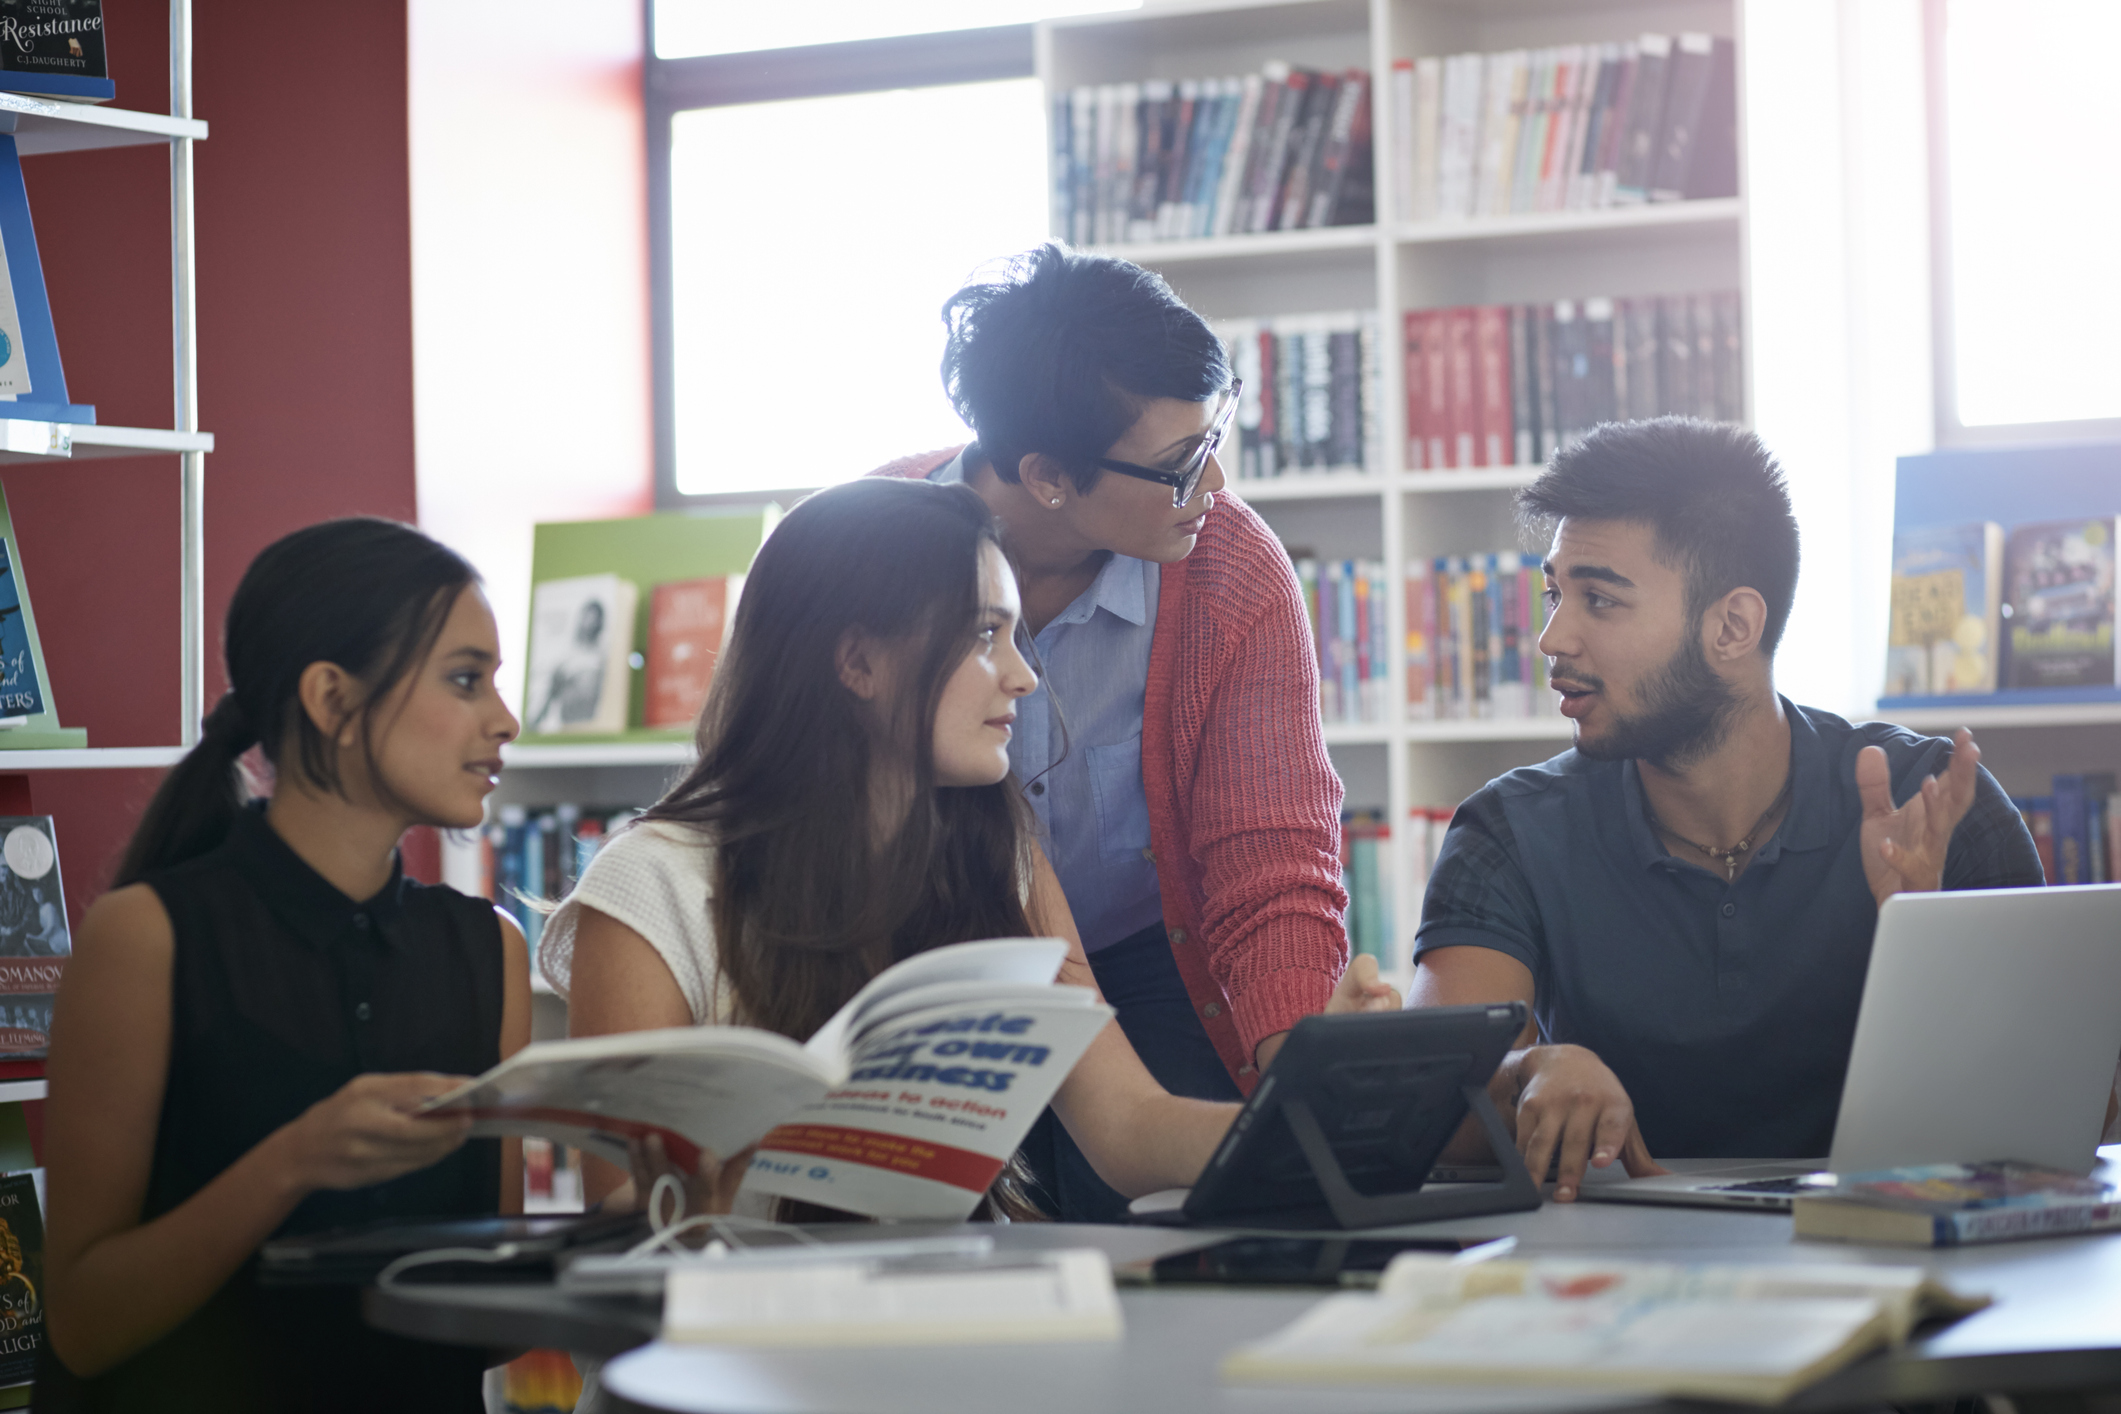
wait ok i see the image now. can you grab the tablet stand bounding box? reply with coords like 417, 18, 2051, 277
1280, 1084, 1542, 1229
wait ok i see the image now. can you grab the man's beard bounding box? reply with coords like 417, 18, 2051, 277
1566, 631, 1739, 770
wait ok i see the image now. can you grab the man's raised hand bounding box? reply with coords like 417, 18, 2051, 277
1857, 727, 1982, 908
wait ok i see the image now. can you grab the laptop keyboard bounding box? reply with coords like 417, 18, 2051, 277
1703, 1176, 1817, 1195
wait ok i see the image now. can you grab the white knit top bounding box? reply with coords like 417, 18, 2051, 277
538, 820, 738, 1026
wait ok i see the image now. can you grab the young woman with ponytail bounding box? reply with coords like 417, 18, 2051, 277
37, 519, 537, 1411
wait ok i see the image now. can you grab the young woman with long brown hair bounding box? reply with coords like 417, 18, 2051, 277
540, 476, 1394, 1217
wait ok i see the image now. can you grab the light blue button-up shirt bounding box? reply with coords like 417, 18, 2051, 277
933, 451, 1163, 951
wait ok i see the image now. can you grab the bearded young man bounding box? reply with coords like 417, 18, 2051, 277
1410, 418, 2044, 1200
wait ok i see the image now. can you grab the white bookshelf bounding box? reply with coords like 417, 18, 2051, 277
1038, 0, 1749, 982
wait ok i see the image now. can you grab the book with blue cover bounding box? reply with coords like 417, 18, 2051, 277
1793, 1160, 2121, 1246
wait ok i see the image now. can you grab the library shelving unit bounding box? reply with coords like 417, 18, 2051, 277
1040, 0, 1747, 984
0, 3, 214, 1101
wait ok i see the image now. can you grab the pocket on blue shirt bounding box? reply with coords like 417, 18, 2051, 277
1087, 736, 1153, 862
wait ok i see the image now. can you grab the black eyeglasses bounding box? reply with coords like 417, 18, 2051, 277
1094, 379, 1242, 510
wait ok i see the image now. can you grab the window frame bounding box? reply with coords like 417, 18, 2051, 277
1923, 0, 2121, 448
646, 9, 1036, 507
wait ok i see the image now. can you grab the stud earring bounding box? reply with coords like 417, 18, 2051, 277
1051, 498, 1061, 507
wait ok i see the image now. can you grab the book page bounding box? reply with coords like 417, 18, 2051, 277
422, 1025, 831, 1169
1226, 1291, 1891, 1404
748, 988, 1112, 1219
803, 937, 1069, 1065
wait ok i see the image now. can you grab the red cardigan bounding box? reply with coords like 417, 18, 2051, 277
872, 448, 1349, 1091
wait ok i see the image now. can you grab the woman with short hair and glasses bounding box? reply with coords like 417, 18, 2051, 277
873, 243, 1352, 1222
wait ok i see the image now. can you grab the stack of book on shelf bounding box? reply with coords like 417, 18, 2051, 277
475, 804, 642, 950
1405, 290, 1743, 471
2009, 772, 2120, 885
1339, 810, 1395, 969
1052, 63, 1373, 247
1406, 554, 1560, 722
1883, 516, 2116, 700
1292, 555, 1389, 726
1219, 313, 1381, 479
1390, 34, 1736, 224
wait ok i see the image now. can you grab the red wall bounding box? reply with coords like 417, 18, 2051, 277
5, 0, 425, 924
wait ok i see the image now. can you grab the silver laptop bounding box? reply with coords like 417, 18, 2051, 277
1583, 883, 2121, 1211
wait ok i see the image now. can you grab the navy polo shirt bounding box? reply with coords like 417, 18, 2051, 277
1412, 699, 2043, 1159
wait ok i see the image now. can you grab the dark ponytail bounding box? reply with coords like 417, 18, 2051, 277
115, 518, 479, 886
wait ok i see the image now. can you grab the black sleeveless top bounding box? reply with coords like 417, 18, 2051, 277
36, 808, 504, 1412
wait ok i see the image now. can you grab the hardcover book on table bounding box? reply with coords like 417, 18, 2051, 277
2001, 517, 2118, 690
1793, 1160, 2121, 1247
0, 817, 63, 1059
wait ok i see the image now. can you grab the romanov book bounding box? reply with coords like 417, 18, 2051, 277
0, 0, 113, 104
0, 817, 64, 1058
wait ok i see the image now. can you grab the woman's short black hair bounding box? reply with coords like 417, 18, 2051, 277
940, 243, 1230, 493
1517, 417, 1801, 655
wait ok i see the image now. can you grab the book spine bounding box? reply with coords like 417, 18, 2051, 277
2053, 774, 2092, 885
1424, 310, 1450, 470
1509, 304, 1534, 467
1406, 559, 1433, 718
1445, 308, 1476, 467
1251, 66, 1309, 231
1596, 44, 1638, 207
1614, 33, 1671, 202
1157, 79, 1199, 237
1051, 91, 1073, 239
1584, 296, 1618, 427
1943, 1201, 2121, 1244
1650, 32, 1716, 201
1473, 51, 1522, 217
1685, 38, 1740, 199
1473, 304, 1512, 467
1281, 72, 1340, 230
1071, 89, 1096, 247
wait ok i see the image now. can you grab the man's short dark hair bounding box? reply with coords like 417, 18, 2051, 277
940, 243, 1230, 493
1518, 418, 1801, 655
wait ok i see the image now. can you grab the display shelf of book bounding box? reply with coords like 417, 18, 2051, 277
1392, 196, 1743, 249
0, 91, 208, 156
0, 421, 213, 464
1042, 0, 1745, 966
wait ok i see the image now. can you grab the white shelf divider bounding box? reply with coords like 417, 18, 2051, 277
1868, 702, 2121, 732
1083, 223, 1377, 267
502, 740, 698, 770
0, 92, 208, 156
0, 420, 215, 464
1405, 719, 1575, 744
1229, 472, 1385, 503
0, 746, 186, 770
0, 1079, 45, 1104
1393, 198, 1743, 248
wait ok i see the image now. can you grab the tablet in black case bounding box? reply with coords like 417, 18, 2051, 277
1172, 1003, 1540, 1230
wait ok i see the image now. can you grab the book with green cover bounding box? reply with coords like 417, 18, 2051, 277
0, 483, 80, 750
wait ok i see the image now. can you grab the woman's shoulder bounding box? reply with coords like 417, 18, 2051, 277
583, 818, 716, 884
1174, 492, 1302, 620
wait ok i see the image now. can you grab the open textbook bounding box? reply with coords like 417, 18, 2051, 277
421, 938, 1114, 1220
1224, 1253, 1987, 1405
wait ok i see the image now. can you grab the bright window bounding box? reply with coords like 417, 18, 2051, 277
1944, 0, 2121, 428
668, 79, 1049, 497
655, 1, 1136, 59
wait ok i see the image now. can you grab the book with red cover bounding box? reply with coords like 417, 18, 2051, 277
1444, 308, 1477, 469
1472, 305, 1512, 467
643, 577, 739, 730
1403, 311, 1429, 469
